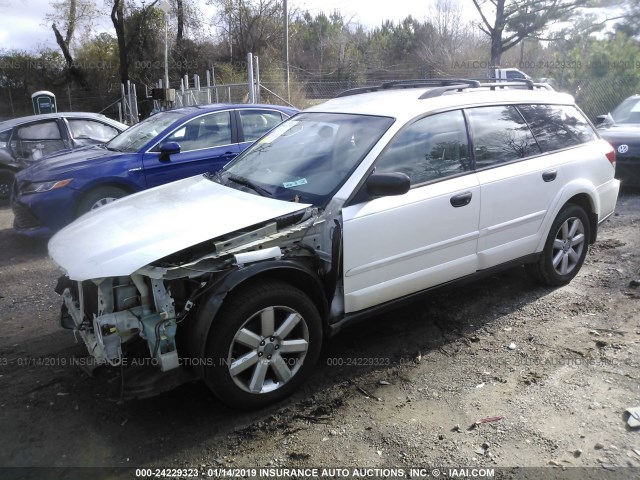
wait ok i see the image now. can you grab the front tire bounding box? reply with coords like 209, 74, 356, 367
527, 203, 590, 286
77, 186, 127, 217
203, 280, 323, 409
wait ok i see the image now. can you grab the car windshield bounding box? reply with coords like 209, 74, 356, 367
610, 97, 640, 124
106, 111, 182, 152
220, 112, 394, 206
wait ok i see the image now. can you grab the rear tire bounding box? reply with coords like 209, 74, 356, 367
527, 203, 590, 286
203, 280, 323, 409
77, 186, 127, 217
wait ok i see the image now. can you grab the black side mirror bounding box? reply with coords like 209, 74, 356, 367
159, 141, 181, 161
366, 172, 410, 197
596, 115, 607, 125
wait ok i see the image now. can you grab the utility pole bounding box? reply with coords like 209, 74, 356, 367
283, 0, 290, 102
158, 0, 171, 89
228, 0, 233, 62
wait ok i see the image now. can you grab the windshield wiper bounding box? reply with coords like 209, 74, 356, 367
227, 174, 272, 197
204, 171, 224, 183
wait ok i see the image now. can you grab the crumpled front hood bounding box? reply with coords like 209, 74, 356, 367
49, 175, 311, 280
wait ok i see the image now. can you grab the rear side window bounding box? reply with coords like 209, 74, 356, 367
506, 70, 525, 79
160, 111, 232, 151
239, 110, 284, 142
517, 104, 597, 152
466, 106, 541, 168
12, 121, 65, 161
374, 110, 470, 186
17, 121, 62, 140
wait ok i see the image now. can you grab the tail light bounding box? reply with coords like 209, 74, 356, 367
604, 143, 616, 168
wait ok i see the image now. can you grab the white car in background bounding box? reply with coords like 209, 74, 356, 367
0, 112, 126, 199
49, 79, 620, 408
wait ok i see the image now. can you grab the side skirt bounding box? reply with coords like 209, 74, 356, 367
327, 253, 541, 337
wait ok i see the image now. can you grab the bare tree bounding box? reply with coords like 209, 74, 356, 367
170, 0, 204, 77
111, 0, 129, 83
209, 0, 282, 61
46, 0, 97, 85
418, 0, 471, 73
471, 0, 587, 67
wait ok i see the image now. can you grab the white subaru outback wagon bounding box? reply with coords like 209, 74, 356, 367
50, 80, 620, 408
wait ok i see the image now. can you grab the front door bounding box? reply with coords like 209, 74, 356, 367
142, 110, 240, 188
341, 110, 481, 313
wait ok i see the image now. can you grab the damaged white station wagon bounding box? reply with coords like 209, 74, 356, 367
50, 80, 620, 408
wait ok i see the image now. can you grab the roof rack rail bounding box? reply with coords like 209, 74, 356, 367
335, 79, 481, 98
418, 79, 554, 99
335, 78, 554, 100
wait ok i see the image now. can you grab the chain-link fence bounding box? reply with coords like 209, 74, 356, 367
0, 86, 123, 122
569, 77, 640, 121
2, 72, 638, 125
288, 75, 640, 122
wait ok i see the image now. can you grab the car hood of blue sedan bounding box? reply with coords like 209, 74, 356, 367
21, 145, 126, 179
48, 175, 311, 281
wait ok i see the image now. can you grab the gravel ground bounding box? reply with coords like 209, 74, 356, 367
0, 191, 639, 480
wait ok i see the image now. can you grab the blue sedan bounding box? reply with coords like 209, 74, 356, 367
12, 104, 298, 237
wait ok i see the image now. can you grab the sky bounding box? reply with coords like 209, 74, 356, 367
0, 0, 449, 52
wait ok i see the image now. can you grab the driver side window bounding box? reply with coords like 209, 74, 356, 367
374, 110, 470, 186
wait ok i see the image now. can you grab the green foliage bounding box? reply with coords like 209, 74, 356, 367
0, 49, 65, 91
74, 33, 120, 93
561, 33, 640, 119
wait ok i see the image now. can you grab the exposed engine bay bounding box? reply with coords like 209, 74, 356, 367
54, 205, 342, 398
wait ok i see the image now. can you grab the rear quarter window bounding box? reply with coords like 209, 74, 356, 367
517, 104, 597, 152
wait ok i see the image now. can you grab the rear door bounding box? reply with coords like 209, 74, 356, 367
468, 105, 564, 269
342, 110, 480, 313
142, 110, 240, 188
10, 119, 68, 163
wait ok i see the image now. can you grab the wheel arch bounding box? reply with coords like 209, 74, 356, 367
564, 193, 598, 244
74, 182, 135, 216
186, 260, 328, 377
537, 181, 600, 252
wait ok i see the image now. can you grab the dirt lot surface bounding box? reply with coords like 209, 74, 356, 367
0, 192, 639, 480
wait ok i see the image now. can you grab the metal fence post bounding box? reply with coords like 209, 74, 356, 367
120, 83, 127, 125
247, 52, 255, 103
132, 84, 139, 123
254, 56, 260, 103
213, 66, 219, 102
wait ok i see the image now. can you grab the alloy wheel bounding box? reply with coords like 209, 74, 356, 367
226, 305, 309, 394
551, 216, 585, 276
